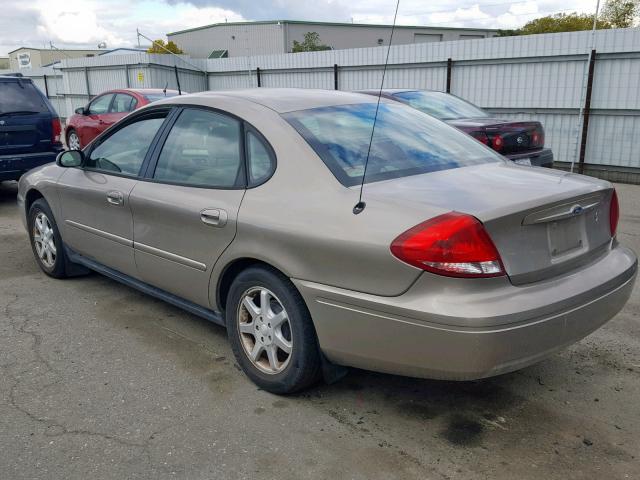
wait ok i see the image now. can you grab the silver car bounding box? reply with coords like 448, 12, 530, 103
17, 89, 637, 394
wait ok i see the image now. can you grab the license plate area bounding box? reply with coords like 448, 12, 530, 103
548, 215, 586, 259
514, 157, 531, 166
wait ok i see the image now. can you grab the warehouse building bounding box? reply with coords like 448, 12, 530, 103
167, 20, 498, 58
7, 47, 105, 70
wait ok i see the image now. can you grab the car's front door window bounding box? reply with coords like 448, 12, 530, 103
152, 108, 243, 188
88, 94, 114, 115
86, 115, 166, 176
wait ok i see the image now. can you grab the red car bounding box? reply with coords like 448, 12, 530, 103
359, 89, 553, 168
65, 88, 180, 149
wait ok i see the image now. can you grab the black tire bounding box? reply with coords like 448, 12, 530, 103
226, 266, 322, 394
28, 198, 69, 278
66, 128, 80, 150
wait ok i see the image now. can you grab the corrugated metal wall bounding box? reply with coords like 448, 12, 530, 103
5, 27, 640, 175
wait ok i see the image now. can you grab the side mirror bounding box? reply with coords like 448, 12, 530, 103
56, 150, 84, 168
75, 107, 87, 115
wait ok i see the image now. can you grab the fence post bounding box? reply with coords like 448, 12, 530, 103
334, 64, 339, 90
446, 58, 453, 93
125, 64, 130, 88
256, 67, 261, 87
174, 65, 182, 95
203, 71, 209, 92
578, 49, 597, 175
43, 75, 49, 98
84, 67, 91, 100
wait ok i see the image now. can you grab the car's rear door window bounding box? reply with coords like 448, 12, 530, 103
86, 113, 166, 176
111, 93, 137, 113
88, 94, 114, 115
152, 108, 244, 188
284, 103, 502, 186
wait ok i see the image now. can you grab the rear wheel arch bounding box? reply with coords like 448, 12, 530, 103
216, 258, 294, 313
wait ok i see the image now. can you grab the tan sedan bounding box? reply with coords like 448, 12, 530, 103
17, 89, 636, 393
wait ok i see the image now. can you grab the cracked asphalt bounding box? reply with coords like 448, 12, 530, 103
1, 179, 640, 480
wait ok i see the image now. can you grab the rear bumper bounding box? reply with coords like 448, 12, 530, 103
506, 148, 553, 168
293, 243, 636, 380
0, 151, 60, 181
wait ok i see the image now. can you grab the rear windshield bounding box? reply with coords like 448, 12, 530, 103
283, 103, 502, 186
392, 91, 488, 120
143, 92, 180, 103
0, 81, 49, 114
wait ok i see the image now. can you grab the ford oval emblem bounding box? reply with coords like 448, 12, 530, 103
571, 205, 584, 215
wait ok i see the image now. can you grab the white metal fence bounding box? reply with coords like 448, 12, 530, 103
2, 27, 639, 179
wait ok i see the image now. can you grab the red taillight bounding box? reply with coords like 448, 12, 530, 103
51, 117, 62, 144
470, 131, 489, 145
390, 212, 505, 278
491, 134, 504, 152
531, 128, 545, 148
610, 189, 619, 237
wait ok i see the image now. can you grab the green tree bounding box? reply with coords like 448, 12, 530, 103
147, 39, 183, 54
601, 0, 640, 28
518, 12, 611, 35
292, 32, 332, 53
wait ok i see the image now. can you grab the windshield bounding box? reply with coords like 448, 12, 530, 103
392, 91, 488, 120
143, 92, 180, 103
284, 103, 502, 187
0, 81, 49, 114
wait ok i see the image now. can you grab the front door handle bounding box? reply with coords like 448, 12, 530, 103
106, 190, 124, 206
201, 208, 227, 227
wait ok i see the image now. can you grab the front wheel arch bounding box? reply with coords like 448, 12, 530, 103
66, 128, 80, 149
25, 188, 44, 220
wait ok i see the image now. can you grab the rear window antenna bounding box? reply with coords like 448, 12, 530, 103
353, 0, 400, 215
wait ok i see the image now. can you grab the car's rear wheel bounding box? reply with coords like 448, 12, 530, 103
28, 199, 68, 278
226, 266, 322, 394
67, 129, 81, 150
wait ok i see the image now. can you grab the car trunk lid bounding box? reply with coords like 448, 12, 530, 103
450, 117, 545, 155
364, 162, 613, 285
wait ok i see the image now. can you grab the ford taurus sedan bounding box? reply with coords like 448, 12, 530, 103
17, 89, 636, 394
360, 89, 554, 168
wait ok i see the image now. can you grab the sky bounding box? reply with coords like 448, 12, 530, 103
0, 0, 600, 56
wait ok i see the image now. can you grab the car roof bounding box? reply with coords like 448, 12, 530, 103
153, 88, 388, 113
357, 88, 441, 95
0, 75, 32, 82
126, 88, 180, 94
98, 88, 180, 96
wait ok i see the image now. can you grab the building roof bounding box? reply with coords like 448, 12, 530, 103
168, 19, 498, 36
98, 48, 147, 56
7, 47, 105, 54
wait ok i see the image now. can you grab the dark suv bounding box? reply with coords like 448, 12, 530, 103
0, 76, 63, 182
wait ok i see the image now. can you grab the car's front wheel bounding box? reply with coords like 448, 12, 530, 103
28, 199, 69, 278
226, 266, 322, 394
67, 129, 81, 150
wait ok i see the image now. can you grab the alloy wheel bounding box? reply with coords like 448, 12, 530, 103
33, 212, 57, 268
237, 287, 293, 374
68, 132, 81, 150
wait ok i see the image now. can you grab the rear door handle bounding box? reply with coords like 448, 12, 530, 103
106, 190, 124, 206
201, 208, 227, 227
